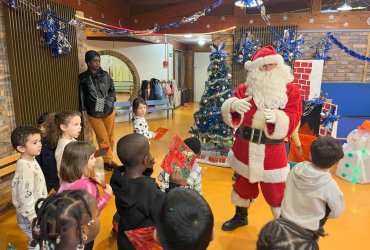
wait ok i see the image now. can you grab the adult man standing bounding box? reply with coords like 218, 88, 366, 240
221, 46, 302, 231
79, 50, 118, 171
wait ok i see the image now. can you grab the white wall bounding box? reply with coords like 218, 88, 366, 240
87, 40, 173, 81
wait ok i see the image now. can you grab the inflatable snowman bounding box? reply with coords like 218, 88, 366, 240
336, 120, 370, 184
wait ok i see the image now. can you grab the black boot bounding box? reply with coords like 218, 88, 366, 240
222, 206, 248, 231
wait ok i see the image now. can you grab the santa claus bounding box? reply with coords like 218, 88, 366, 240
221, 46, 302, 231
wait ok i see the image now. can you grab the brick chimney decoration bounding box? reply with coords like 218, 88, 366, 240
292, 60, 324, 101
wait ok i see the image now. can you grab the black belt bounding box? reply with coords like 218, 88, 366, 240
236, 126, 284, 145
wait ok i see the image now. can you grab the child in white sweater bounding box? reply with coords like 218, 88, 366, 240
132, 98, 156, 140
258, 136, 345, 249
11, 126, 47, 249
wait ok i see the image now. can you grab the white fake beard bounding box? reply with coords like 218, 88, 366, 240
246, 63, 293, 110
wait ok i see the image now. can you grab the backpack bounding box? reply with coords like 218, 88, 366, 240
164, 83, 172, 96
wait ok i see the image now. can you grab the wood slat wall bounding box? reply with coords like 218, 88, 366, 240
3, 0, 80, 126
232, 25, 297, 87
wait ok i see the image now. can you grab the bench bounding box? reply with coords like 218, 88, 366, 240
146, 99, 174, 119
0, 153, 20, 211
115, 101, 133, 121
114, 81, 133, 94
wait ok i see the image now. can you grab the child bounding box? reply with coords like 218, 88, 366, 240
155, 188, 214, 250
110, 133, 182, 250
257, 136, 344, 249
132, 97, 156, 139
36, 112, 60, 192
58, 141, 112, 213
44, 111, 82, 180
158, 137, 202, 193
11, 126, 47, 249
58, 141, 112, 250
32, 190, 101, 250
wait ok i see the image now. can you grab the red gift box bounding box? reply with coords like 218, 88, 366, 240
218, 156, 226, 163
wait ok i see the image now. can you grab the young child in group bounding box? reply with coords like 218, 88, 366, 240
155, 188, 214, 250
158, 137, 202, 193
32, 190, 101, 250
11, 126, 47, 249
58, 141, 112, 250
132, 97, 156, 139
36, 112, 60, 192
58, 141, 112, 212
110, 133, 182, 250
257, 136, 345, 250
44, 111, 82, 180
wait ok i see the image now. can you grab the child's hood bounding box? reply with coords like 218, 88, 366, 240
110, 166, 157, 208
291, 161, 332, 191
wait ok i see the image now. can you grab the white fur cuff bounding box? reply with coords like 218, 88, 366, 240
264, 109, 289, 140
251, 54, 284, 70
221, 97, 239, 128
231, 189, 252, 207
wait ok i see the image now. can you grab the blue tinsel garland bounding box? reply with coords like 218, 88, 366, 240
328, 33, 370, 62
36, 10, 71, 57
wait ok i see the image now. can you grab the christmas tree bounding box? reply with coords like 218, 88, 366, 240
190, 43, 234, 148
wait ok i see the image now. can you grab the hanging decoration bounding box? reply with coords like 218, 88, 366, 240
327, 32, 370, 62
233, 32, 261, 64
312, 35, 332, 61
36, 10, 72, 57
321, 106, 339, 131
271, 28, 305, 63
82, 0, 224, 35
1, 0, 16, 9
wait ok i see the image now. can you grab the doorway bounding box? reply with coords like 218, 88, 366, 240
193, 52, 210, 102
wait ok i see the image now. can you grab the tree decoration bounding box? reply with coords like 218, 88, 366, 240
271, 28, 305, 63
1, 0, 16, 9
190, 43, 234, 145
234, 32, 261, 64
36, 10, 71, 57
312, 35, 332, 61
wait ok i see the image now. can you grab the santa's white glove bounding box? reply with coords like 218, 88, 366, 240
231, 96, 252, 115
264, 109, 277, 124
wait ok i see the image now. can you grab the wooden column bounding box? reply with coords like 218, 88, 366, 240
363, 33, 370, 83
311, 0, 322, 14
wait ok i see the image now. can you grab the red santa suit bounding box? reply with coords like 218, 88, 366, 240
221, 46, 302, 212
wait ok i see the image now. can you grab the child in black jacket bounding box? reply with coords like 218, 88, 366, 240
110, 133, 182, 250
35, 112, 60, 192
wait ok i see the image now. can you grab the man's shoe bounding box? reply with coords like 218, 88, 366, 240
222, 206, 248, 231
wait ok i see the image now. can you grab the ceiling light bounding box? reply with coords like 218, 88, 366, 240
234, 0, 262, 8
337, 1, 352, 11
320, 8, 337, 13
184, 34, 192, 38
198, 40, 206, 46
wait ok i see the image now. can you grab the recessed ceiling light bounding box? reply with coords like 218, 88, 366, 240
198, 40, 206, 46
184, 34, 192, 38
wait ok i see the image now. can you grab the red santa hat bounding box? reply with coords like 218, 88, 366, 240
244, 46, 284, 70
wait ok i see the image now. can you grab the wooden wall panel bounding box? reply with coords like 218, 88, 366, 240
3, 0, 80, 126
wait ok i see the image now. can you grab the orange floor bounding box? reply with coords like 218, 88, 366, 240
1, 103, 370, 249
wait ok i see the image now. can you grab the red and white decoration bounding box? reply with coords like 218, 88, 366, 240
319, 102, 338, 137
292, 60, 324, 101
